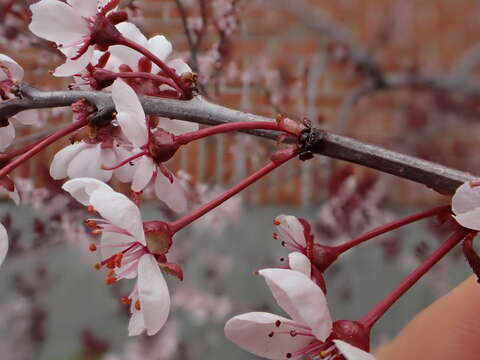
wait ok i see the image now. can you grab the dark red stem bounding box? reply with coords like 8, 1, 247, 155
335, 205, 451, 253
116, 71, 178, 89
116, 36, 189, 97
0, 117, 88, 178
169, 148, 298, 233
360, 227, 471, 330
175, 121, 287, 145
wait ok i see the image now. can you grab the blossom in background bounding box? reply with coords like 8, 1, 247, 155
0, 54, 38, 150
110, 79, 197, 213
224, 268, 375, 360
63, 178, 172, 336
451, 181, 480, 230
29, 0, 122, 77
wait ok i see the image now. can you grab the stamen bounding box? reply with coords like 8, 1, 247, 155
273, 233, 279, 239
87, 205, 96, 213
274, 219, 281, 225
120, 296, 131, 305
92, 229, 102, 235
94, 263, 102, 270
89, 243, 97, 251
268, 331, 274, 337
275, 320, 281, 327
134, 299, 141, 311
85, 220, 98, 228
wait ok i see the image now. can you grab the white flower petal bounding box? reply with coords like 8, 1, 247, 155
154, 172, 187, 213
112, 147, 136, 183
137, 254, 170, 335
259, 268, 332, 341
131, 156, 155, 192
62, 177, 114, 206
288, 252, 311, 277
67, 144, 112, 181
29, 0, 88, 45
128, 304, 145, 336
167, 58, 191, 75
275, 215, 306, 248
333, 340, 376, 360
54, 46, 94, 77
157, 118, 199, 135
50, 142, 89, 180
147, 35, 172, 61
0, 223, 8, 267
66, 0, 97, 17
0, 123, 15, 151
224, 312, 312, 359
89, 188, 145, 245
453, 210, 480, 231
0, 54, 24, 82
112, 80, 148, 147
452, 181, 480, 215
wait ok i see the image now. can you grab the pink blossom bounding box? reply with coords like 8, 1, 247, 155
110, 79, 197, 213
224, 268, 375, 360
62, 178, 174, 336
29, 0, 120, 77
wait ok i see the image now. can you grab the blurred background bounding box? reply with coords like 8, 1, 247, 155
0, 0, 476, 359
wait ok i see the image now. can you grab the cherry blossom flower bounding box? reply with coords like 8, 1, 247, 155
273, 215, 310, 253
451, 181, 480, 230
62, 177, 176, 336
110, 79, 198, 212
224, 268, 375, 360
0, 54, 38, 150
29, 0, 122, 77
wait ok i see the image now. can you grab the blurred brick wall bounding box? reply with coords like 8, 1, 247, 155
3, 0, 480, 206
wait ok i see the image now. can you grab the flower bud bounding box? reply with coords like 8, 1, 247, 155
149, 129, 180, 163
143, 221, 173, 255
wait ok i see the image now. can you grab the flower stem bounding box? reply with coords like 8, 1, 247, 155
116, 71, 178, 89
0, 117, 88, 179
169, 148, 298, 233
116, 36, 189, 97
335, 205, 451, 253
175, 121, 288, 145
360, 227, 471, 330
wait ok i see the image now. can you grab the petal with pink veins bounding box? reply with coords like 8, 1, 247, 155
29, 0, 88, 45
0, 54, 24, 82
100, 231, 138, 279
288, 252, 311, 277
275, 215, 306, 249
89, 188, 145, 245
259, 268, 332, 341
112, 80, 148, 147
224, 312, 313, 359
137, 254, 170, 335
0, 223, 8, 267
154, 171, 187, 213
131, 156, 155, 192
333, 340, 376, 360
62, 177, 114, 206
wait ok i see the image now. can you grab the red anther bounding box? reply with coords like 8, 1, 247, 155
272, 233, 279, 239
134, 299, 141, 311
107, 269, 115, 277
273, 219, 281, 225
94, 263, 102, 270
105, 276, 117, 285
89, 243, 97, 251
91, 229, 102, 235
115, 255, 123, 268
268, 331, 274, 337
106, 261, 115, 269
275, 320, 281, 327
87, 205, 96, 213
85, 220, 98, 229
120, 296, 131, 305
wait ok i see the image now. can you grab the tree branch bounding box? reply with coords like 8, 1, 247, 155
0, 84, 475, 194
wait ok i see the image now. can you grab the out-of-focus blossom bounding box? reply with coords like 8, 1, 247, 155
452, 181, 480, 230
